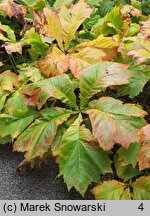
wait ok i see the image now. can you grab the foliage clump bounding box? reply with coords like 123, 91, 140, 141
0, 0, 150, 199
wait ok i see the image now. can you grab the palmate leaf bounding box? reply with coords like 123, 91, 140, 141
14, 107, 74, 160
59, 0, 93, 50
86, 97, 147, 150
58, 115, 111, 196
79, 62, 132, 109
23, 74, 78, 110
92, 180, 130, 200
132, 176, 150, 200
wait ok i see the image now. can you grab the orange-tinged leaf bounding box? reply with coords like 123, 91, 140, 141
140, 124, 150, 143
1, 0, 14, 17
33, 7, 63, 50
69, 47, 106, 77
23, 74, 77, 110
59, 0, 93, 50
92, 180, 130, 200
141, 19, 150, 38
38, 47, 69, 77
13, 107, 74, 160
86, 97, 147, 150
1, 0, 24, 20
138, 125, 150, 170
43, 7, 63, 50
138, 143, 150, 170
127, 36, 150, 64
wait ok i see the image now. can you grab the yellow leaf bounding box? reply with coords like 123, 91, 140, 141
59, 0, 93, 50
33, 7, 63, 50
74, 35, 119, 50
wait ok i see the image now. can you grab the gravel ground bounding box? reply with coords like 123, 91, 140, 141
0, 144, 94, 200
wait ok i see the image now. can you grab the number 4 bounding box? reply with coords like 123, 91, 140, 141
138, 203, 144, 211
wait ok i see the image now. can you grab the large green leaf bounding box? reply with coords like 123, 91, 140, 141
23, 74, 78, 110
132, 176, 150, 200
92, 180, 130, 200
79, 62, 133, 109
86, 97, 147, 150
14, 107, 74, 160
58, 115, 111, 196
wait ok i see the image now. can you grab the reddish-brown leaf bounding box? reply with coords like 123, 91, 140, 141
140, 124, 150, 143
2, 42, 22, 54
138, 143, 150, 170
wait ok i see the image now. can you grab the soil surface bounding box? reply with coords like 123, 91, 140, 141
0, 144, 94, 200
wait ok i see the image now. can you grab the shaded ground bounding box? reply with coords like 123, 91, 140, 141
0, 144, 94, 200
